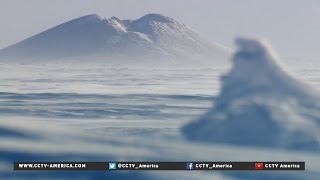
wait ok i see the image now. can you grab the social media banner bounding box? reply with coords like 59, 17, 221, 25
14, 161, 305, 170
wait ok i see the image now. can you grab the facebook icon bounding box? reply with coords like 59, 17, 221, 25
186, 163, 193, 170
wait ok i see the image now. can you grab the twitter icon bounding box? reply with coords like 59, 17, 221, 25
109, 162, 117, 170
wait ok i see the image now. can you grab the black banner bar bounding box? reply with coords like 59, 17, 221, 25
14, 161, 305, 171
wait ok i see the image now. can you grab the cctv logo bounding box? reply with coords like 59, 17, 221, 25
186, 163, 193, 170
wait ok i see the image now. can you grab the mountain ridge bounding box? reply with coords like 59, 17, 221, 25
0, 14, 231, 66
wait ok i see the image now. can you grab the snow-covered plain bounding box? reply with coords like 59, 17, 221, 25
1, 41, 320, 179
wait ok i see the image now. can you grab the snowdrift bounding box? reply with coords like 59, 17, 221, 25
183, 37, 320, 151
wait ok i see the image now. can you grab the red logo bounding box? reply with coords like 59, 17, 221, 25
255, 163, 264, 170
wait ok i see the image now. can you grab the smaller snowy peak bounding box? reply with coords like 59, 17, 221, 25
134, 13, 177, 24
127, 13, 184, 36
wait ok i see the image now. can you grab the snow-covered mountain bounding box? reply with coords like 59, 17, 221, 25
0, 14, 230, 65
183, 37, 320, 151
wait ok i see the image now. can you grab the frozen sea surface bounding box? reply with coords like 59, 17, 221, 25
0, 63, 320, 179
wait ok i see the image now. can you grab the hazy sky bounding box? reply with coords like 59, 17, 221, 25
1, 0, 319, 59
